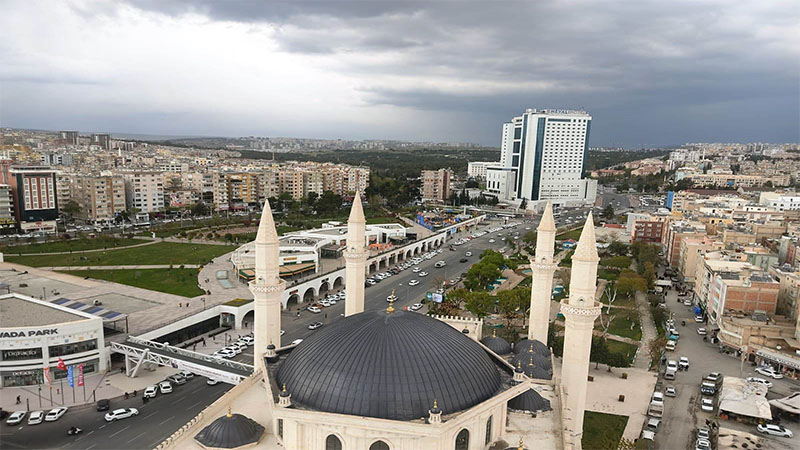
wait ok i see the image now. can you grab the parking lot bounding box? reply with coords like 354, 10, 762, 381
651, 287, 798, 449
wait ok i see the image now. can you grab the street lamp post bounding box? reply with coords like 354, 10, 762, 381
201, 297, 206, 310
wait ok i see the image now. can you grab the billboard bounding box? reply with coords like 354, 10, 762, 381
431, 293, 443, 303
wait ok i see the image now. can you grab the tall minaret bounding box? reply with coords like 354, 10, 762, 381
344, 192, 368, 317
528, 201, 557, 343
249, 199, 285, 364
559, 212, 602, 448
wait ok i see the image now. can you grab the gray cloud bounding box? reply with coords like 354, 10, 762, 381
2, 0, 798, 146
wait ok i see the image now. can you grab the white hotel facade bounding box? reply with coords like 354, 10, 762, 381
486, 109, 597, 209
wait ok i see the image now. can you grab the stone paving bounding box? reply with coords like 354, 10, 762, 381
633, 290, 658, 370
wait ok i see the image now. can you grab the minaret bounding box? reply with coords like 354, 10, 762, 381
248, 200, 285, 365
344, 192, 368, 316
528, 201, 557, 343
559, 212, 602, 448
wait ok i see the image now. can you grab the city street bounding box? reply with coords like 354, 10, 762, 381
654, 288, 798, 449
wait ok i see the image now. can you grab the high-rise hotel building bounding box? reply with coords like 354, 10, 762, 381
487, 109, 597, 208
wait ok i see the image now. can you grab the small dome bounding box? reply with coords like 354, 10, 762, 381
508, 388, 551, 413
276, 310, 502, 421
513, 339, 549, 356
480, 335, 512, 355
511, 350, 552, 372
194, 413, 264, 449
266, 343, 275, 350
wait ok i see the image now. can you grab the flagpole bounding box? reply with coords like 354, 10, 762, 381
60, 378, 64, 404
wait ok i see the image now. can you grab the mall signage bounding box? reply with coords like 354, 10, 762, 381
0, 328, 59, 338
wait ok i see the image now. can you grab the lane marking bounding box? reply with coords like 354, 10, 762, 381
158, 415, 175, 426
98, 425, 106, 429
84, 445, 97, 450
187, 400, 202, 409
127, 431, 148, 444
108, 425, 130, 438
142, 411, 158, 420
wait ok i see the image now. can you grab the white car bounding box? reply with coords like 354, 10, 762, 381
418, 272, 428, 277
308, 306, 321, 313
214, 348, 236, 359
465, 252, 472, 257
144, 385, 158, 398
412, 267, 421, 273
408, 279, 420, 286
666, 360, 678, 372
754, 366, 783, 379
701, 398, 714, 412
308, 322, 323, 330
679, 357, 690, 369
105, 408, 139, 422
207, 378, 220, 385
756, 423, 793, 437
6, 411, 26, 425
320, 300, 331, 307
159, 381, 173, 394
695, 438, 711, 450
410, 303, 423, 311
290, 339, 304, 346
44, 407, 68, 422
697, 327, 707, 335
746, 377, 773, 388
239, 335, 255, 345
651, 392, 664, 405
489, 239, 495, 243
28, 411, 44, 425
179, 370, 195, 379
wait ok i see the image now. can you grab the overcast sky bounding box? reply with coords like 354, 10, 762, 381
1, 1, 798, 147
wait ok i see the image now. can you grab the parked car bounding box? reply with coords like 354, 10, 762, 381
704, 372, 722, 383
411, 303, 423, 311
465, 252, 472, 257
27, 411, 44, 425
700, 381, 716, 396
694, 315, 704, 323
290, 339, 303, 346
754, 366, 784, 379
308, 322, 323, 330
44, 407, 68, 422
459, 258, 468, 263
207, 378, 220, 386
144, 385, 158, 399
695, 438, 711, 450
665, 386, 677, 397
651, 392, 664, 405
697, 427, 710, 440
308, 306, 321, 313
756, 423, 793, 437
666, 360, 678, 372
6, 411, 26, 425
105, 408, 139, 422
96, 399, 110, 411
700, 398, 714, 412
408, 279, 420, 286
697, 327, 707, 335
679, 357, 690, 369
168, 374, 187, 385
159, 381, 173, 394
746, 377, 773, 388
418, 272, 429, 277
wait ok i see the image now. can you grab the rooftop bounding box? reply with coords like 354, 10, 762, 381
0, 293, 93, 328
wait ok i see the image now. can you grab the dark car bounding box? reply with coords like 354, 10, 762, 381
96, 399, 110, 411
459, 258, 468, 263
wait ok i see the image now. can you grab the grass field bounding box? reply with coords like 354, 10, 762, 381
556, 228, 583, 240
1, 237, 144, 254
59, 268, 204, 297
582, 411, 628, 450
606, 340, 639, 361
598, 312, 643, 341
7, 242, 231, 267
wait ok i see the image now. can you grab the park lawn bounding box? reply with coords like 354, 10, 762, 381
607, 340, 639, 362
598, 313, 643, 341
59, 268, 204, 297
7, 242, 231, 267
1, 237, 144, 254
582, 411, 628, 450
597, 268, 620, 280
556, 228, 582, 240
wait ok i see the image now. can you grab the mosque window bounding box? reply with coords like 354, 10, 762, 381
455, 429, 470, 450
369, 441, 389, 450
277, 419, 283, 438
326, 435, 343, 450
485, 416, 493, 445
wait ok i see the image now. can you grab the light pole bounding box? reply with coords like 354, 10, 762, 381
201, 297, 206, 310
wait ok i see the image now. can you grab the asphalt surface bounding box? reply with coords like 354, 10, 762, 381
0, 376, 231, 450
1, 211, 611, 450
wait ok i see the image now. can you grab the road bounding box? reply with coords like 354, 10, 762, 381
0, 376, 231, 450
654, 287, 798, 449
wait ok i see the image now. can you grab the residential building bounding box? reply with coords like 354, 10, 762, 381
0, 163, 59, 233
488, 108, 597, 208
59, 130, 79, 145
119, 171, 165, 214
226, 172, 261, 209
678, 236, 723, 283
664, 221, 707, 267
421, 169, 452, 203
768, 265, 800, 320
91, 133, 111, 150
0, 184, 15, 230
55, 173, 72, 207
467, 161, 498, 180
71, 175, 127, 225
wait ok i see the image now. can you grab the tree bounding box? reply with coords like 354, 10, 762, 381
61, 200, 81, 216
616, 270, 647, 299
590, 336, 609, 369
496, 288, 529, 327
605, 351, 630, 371
608, 240, 628, 256
191, 201, 210, 217
316, 191, 343, 215
464, 291, 494, 319
602, 204, 615, 219
305, 192, 318, 209
464, 262, 501, 291
601, 255, 631, 269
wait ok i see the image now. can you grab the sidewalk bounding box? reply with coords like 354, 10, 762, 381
0, 365, 180, 411
633, 290, 658, 370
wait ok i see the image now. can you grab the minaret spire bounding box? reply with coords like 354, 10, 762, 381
527, 201, 557, 343
559, 212, 601, 448
344, 192, 368, 316
249, 199, 285, 365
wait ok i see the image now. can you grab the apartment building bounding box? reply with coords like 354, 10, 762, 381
421, 169, 452, 203
0, 163, 59, 233
226, 172, 261, 209
0, 184, 15, 230
467, 161, 498, 180
278, 170, 305, 200
118, 171, 165, 214
768, 265, 800, 320
71, 175, 127, 225
678, 236, 724, 283
664, 221, 707, 267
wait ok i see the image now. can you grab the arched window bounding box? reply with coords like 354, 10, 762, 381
455, 429, 469, 450
369, 441, 389, 450
325, 435, 342, 450
485, 416, 493, 445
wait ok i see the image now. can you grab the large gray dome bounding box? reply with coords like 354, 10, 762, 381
276, 310, 502, 421
194, 413, 264, 449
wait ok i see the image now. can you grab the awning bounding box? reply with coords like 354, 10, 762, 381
755, 348, 800, 370
279, 262, 315, 276
718, 377, 772, 420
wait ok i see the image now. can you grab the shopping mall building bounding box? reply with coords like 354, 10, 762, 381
0, 293, 107, 387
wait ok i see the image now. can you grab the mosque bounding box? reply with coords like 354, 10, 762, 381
169, 196, 601, 450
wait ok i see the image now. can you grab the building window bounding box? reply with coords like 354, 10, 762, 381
277, 419, 283, 438
48, 339, 98, 357
326, 435, 343, 450
455, 429, 469, 450
369, 441, 389, 450
485, 416, 493, 444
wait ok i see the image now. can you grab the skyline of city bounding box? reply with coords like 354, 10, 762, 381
1, 1, 798, 147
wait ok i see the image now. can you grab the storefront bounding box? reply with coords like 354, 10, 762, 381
755, 347, 800, 380
0, 293, 107, 388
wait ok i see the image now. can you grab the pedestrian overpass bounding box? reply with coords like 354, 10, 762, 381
110, 337, 254, 385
